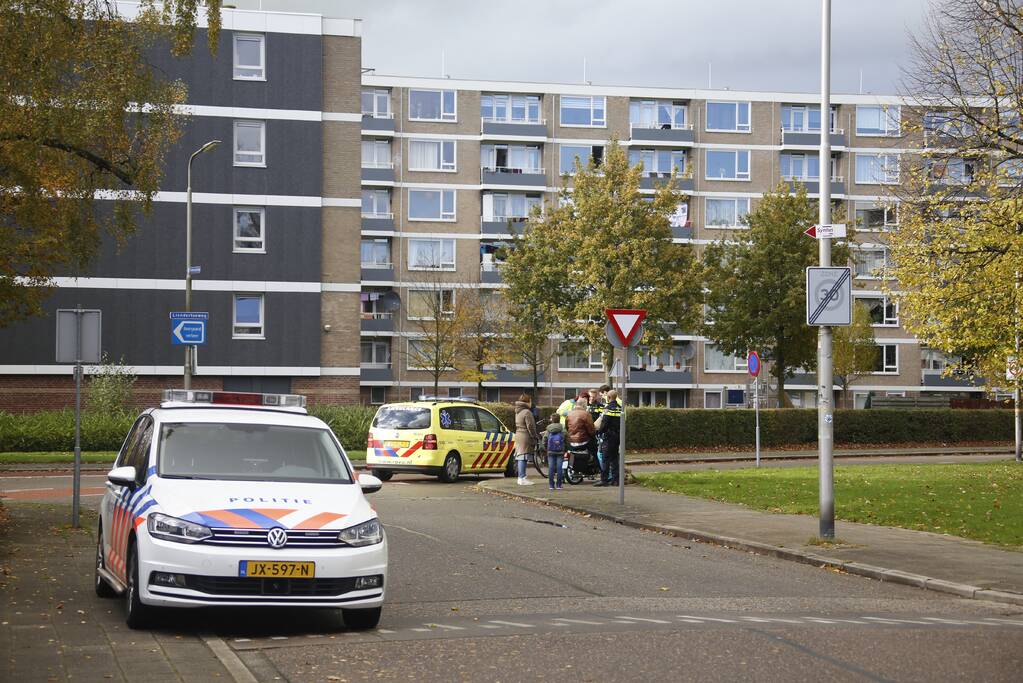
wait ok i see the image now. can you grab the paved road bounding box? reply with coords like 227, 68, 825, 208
2, 474, 1022, 681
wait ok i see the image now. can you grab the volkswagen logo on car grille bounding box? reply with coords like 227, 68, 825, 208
267, 527, 288, 549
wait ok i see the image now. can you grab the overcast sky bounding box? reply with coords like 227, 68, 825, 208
235, 0, 932, 94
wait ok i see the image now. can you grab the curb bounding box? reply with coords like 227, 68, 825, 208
624, 448, 1013, 467
478, 482, 1023, 608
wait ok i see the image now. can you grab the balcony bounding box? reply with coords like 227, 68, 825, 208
780, 128, 846, 148
480, 166, 546, 188
480, 261, 503, 285
630, 122, 695, 144
360, 264, 394, 282
481, 117, 548, 139
360, 313, 394, 333
784, 176, 845, 195
360, 364, 393, 382
361, 212, 395, 232
361, 113, 395, 133
361, 163, 395, 184
628, 368, 693, 385
639, 173, 694, 191
922, 371, 982, 388
670, 221, 693, 239
481, 216, 529, 236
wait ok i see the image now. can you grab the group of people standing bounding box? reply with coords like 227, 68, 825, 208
511, 385, 624, 490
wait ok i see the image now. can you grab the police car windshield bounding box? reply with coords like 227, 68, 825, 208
372, 406, 431, 430
157, 423, 353, 483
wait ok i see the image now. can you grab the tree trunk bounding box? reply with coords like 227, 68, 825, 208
532, 361, 539, 404
774, 349, 790, 408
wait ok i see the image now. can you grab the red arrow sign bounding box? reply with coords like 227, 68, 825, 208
804, 225, 817, 238
606, 309, 647, 347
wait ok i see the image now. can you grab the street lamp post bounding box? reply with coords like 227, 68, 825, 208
184, 139, 221, 390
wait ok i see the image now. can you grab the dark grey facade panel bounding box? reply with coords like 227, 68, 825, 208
629, 370, 693, 385
480, 171, 546, 187
146, 29, 323, 112
0, 289, 320, 368
360, 368, 393, 382
361, 167, 395, 183
361, 116, 395, 132
72, 204, 321, 281
159, 118, 322, 196
630, 127, 695, 144
639, 176, 693, 191
481, 220, 526, 235
481, 122, 547, 138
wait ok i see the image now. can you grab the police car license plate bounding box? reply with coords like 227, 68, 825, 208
239, 561, 315, 579
385, 440, 409, 448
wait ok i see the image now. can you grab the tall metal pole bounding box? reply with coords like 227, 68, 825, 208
818, 0, 835, 538
72, 305, 82, 528
618, 347, 627, 505
183, 140, 220, 390
755, 379, 761, 468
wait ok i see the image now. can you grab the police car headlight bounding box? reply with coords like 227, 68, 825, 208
147, 513, 212, 543
338, 518, 383, 547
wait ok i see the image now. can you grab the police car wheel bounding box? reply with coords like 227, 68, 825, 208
342, 606, 382, 630
371, 469, 393, 481
94, 528, 116, 598
125, 546, 154, 629
439, 452, 461, 483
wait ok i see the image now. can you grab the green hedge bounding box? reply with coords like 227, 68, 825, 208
0, 407, 1011, 454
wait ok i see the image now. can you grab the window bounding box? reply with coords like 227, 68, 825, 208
704, 344, 747, 372
854, 247, 891, 279
483, 388, 502, 403
854, 392, 869, 409
360, 340, 391, 367
859, 296, 898, 326
233, 120, 265, 167
409, 89, 456, 121
369, 387, 387, 405
233, 33, 265, 80
407, 340, 456, 371
361, 140, 391, 168
409, 139, 456, 172
408, 189, 456, 221
484, 193, 542, 220
560, 145, 604, 174
408, 238, 455, 270
706, 101, 751, 132
856, 105, 901, 136
481, 144, 541, 173
409, 387, 427, 401
873, 344, 898, 373
855, 154, 900, 184
921, 347, 959, 375
705, 197, 750, 228
705, 150, 750, 180
558, 344, 603, 370
854, 201, 898, 231
447, 387, 463, 399
628, 149, 686, 177
781, 105, 836, 133
704, 390, 723, 409
361, 89, 390, 117
360, 239, 390, 267
923, 111, 973, 139
928, 157, 975, 185
408, 289, 455, 319
628, 344, 694, 372
361, 190, 391, 218
233, 294, 264, 338
361, 291, 393, 319
629, 99, 687, 129
997, 157, 1023, 186
560, 95, 606, 127
780, 154, 837, 181
482, 94, 541, 123
233, 207, 265, 253
475, 406, 502, 431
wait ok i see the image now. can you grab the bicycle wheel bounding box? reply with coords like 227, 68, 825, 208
533, 450, 548, 478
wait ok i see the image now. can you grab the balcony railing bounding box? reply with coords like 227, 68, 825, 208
630, 121, 694, 131
481, 165, 544, 175
359, 361, 392, 369
361, 111, 394, 119
361, 211, 394, 219
782, 174, 845, 183
361, 161, 395, 169
780, 125, 843, 134
361, 311, 393, 320
360, 261, 392, 269
481, 116, 546, 126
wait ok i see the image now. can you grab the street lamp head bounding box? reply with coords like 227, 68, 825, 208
198, 139, 221, 154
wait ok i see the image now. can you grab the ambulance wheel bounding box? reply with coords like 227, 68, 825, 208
371, 469, 393, 481
94, 528, 116, 598
125, 544, 155, 629
439, 452, 461, 483
342, 606, 382, 630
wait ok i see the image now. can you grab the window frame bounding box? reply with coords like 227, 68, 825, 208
854, 153, 900, 185
361, 189, 392, 218
361, 139, 392, 169
704, 149, 751, 181
369, 387, 387, 405
233, 119, 266, 168
408, 139, 457, 172
855, 105, 901, 137
407, 189, 457, 222
407, 338, 455, 370
232, 33, 266, 81
360, 340, 391, 368
872, 344, 899, 374
482, 93, 542, 124
704, 390, 724, 409
361, 88, 391, 118
705, 101, 752, 133
854, 201, 899, 231
704, 344, 748, 373
559, 144, 604, 175
407, 237, 456, 271
557, 344, 604, 371
859, 295, 899, 327
853, 246, 891, 280
559, 95, 607, 128
407, 289, 456, 321
232, 293, 265, 340
408, 89, 457, 122
232, 206, 266, 254
360, 238, 391, 267
704, 197, 751, 229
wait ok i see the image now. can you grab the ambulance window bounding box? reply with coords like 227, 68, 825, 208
442, 406, 478, 431
474, 408, 502, 433
373, 406, 432, 430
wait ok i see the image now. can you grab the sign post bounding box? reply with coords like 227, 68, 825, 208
605, 309, 646, 505
747, 351, 762, 468
56, 307, 101, 528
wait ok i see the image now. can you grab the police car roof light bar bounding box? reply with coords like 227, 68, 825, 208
161, 389, 307, 409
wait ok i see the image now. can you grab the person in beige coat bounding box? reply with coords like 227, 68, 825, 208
513, 394, 539, 485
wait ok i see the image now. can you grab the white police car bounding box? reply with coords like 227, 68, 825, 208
95, 389, 387, 630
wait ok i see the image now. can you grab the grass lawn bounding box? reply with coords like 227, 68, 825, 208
635, 462, 1023, 549
0, 449, 367, 465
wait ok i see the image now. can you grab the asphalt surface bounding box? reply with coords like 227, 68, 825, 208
2, 472, 1022, 682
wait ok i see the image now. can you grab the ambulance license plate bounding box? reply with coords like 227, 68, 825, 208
239, 561, 315, 579
385, 440, 409, 448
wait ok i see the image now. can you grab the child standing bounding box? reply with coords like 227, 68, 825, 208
544, 418, 566, 490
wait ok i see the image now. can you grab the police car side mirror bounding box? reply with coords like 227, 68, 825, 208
358, 473, 383, 494
108, 466, 137, 488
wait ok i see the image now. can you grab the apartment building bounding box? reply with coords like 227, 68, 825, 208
0, 4, 985, 411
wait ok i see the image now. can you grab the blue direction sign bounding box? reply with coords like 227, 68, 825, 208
170, 312, 208, 346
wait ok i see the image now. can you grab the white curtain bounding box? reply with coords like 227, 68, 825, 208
410, 141, 440, 170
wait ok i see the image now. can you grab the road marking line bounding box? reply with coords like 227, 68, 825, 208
201, 634, 258, 683
616, 616, 671, 624
677, 618, 704, 623
862, 617, 930, 625
232, 638, 251, 643
378, 629, 396, 634
982, 618, 1023, 626
679, 616, 736, 623
803, 618, 837, 624
741, 617, 771, 623
0, 487, 54, 493
479, 625, 502, 629
383, 523, 442, 542
488, 620, 532, 628
269, 636, 288, 640
427, 623, 465, 630
410, 628, 432, 632
552, 618, 604, 625
921, 618, 970, 625
611, 620, 638, 625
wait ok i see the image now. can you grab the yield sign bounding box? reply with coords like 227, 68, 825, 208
606, 309, 647, 348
